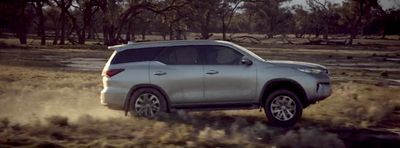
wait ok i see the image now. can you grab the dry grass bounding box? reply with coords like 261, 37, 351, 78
0, 65, 347, 147
304, 82, 400, 128
1, 64, 399, 147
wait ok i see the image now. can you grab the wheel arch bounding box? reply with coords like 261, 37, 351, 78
259, 78, 309, 108
124, 84, 171, 115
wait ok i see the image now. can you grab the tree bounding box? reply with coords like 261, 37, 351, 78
134, 10, 154, 41
0, 0, 33, 44
292, 5, 311, 38
52, 0, 73, 45
243, 0, 292, 38
32, 0, 50, 45
97, 0, 182, 45
148, 0, 189, 40
306, 0, 340, 39
363, 8, 400, 39
66, 0, 99, 44
382, 9, 400, 38
187, 0, 219, 39
338, 0, 383, 45
216, 0, 242, 40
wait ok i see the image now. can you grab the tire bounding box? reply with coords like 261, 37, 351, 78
129, 88, 167, 118
264, 89, 303, 127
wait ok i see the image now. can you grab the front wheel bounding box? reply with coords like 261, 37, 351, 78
264, 89, 303, 127
129, 88, 167, 118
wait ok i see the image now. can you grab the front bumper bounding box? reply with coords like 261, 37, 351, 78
316, 83, 331, 100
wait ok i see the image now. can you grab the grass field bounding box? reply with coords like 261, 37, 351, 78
0, 36, 400, 147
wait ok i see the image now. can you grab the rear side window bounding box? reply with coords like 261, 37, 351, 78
111, 47, 163, 64
156, 46, 200, 65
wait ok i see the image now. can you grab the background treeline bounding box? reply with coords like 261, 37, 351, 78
0, 0, 399, 46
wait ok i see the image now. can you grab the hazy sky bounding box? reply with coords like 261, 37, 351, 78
284, 0, 399, 10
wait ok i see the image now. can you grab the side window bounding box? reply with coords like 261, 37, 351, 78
111, 47, 162, 64
203, 46, 243, 65
156, 46, 200, 65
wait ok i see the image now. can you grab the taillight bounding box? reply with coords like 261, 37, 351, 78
103, 69, 124, 77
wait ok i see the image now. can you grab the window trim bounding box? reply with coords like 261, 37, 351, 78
111, 47, 164, 64
154, 45, 246, 65
200, 45, 245, 65
154, 45, 202, 65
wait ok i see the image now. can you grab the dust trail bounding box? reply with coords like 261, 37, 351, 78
0, 65, 121, 123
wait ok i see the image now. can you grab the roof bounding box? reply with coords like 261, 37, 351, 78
108, 40, 234, 51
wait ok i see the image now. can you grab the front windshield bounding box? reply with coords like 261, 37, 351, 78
231, 43, 266, 61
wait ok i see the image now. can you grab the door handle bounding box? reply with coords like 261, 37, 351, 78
206, 70, 219, 75
154, 71, 167, 76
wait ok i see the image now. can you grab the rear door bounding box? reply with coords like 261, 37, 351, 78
201, 45, 257, 103
149, 46, 204, 105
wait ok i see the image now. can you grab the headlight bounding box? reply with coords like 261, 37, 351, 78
298, 68, 323, 74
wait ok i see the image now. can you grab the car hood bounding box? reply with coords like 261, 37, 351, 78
267, 60, 327, 70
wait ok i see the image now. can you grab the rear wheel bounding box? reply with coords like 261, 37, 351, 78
264, 89, 303, 127
129, 88, 167, 118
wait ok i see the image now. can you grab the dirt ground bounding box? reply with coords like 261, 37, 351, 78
0, 37, 400, 147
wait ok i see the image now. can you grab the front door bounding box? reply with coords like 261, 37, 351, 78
201, 45, 257, 103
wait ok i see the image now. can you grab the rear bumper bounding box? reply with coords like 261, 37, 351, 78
100, 88, 127, 110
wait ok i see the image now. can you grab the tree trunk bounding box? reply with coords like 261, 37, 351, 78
39, 17, 46, 45
15, 1, 28, 44
60, 9, 66, 44
169, 24, 173, 40
347, 33, 356, 45
176, 29, 182, 40
222, 17, 226, 40
323, 30, 328, 40
131, 30, 136, 41
141, 30, 146, 41
17, 31, 27, 44
323, 34, 328, 40
315, 30, 320, 38
200, 28, 210, 39
53, 26, 59, 45
87, 27, 94, 39
35, 2, 46, 45
380, 29, 386, 39
200, 12, 211, 39
162, 32, 166, 40
54, 0, 73, 45
78, 29, 85, 44
103, 25, 109, 45
125, 22, 132, 42
125, 31, 131, 43
109, 26, 116, 45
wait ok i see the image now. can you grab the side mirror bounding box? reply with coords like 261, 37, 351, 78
241, 58, 253, 66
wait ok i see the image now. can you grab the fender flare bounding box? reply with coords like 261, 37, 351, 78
259, 78, 308, 107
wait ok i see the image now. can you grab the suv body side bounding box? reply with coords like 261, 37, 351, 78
101, 40, 331, 112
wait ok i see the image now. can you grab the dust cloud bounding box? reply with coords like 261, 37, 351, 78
0, 65, 121, 124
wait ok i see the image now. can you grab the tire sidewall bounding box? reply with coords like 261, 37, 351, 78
264, 89, 303, 127
129, 88, 167, 117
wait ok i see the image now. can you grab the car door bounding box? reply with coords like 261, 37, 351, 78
202, 45, 257, 103
149, 46, 204, 105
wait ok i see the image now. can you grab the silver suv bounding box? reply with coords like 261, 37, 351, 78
101, 40, 331, 126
